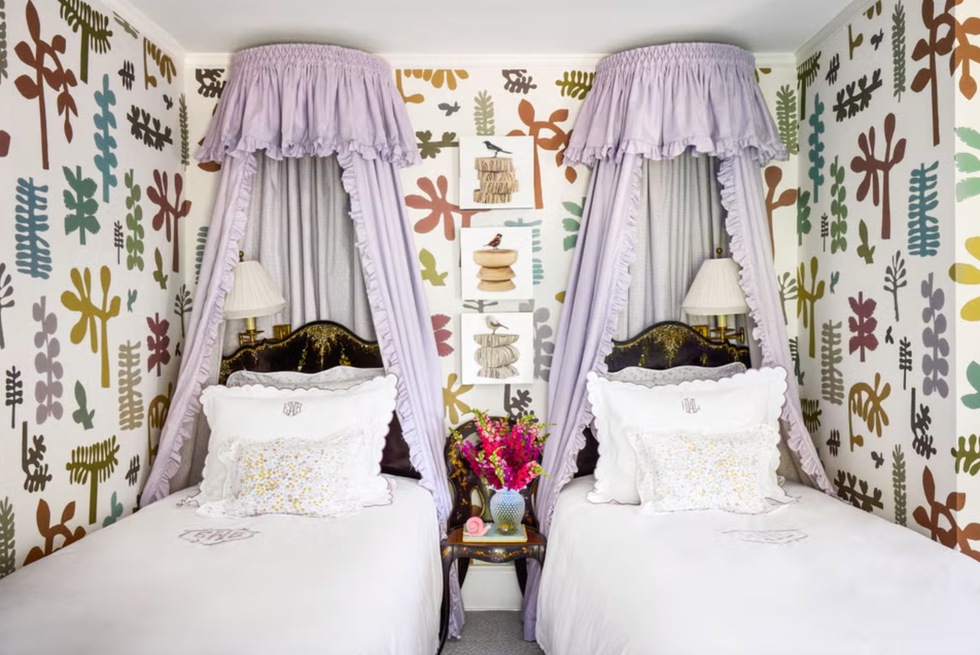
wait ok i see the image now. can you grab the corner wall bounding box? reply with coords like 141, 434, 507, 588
797, 0, 980, 560
0, 0, 187, 577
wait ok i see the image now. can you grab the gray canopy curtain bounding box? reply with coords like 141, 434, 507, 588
224, 153, 375, 349
617, 155, 726, 337
522, 43, 834, 640
139, 44, 465, 635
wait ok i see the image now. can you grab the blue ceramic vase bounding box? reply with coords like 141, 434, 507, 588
489, 488, 524, 535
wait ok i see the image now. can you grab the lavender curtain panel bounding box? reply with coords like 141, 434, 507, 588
139, 44, 465, 635
523, 43, 833, 641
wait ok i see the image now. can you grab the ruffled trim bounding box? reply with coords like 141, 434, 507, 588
717, 156, 833, 494
336, 151, 463, 637
141, 154, 258, 507
563, 42, 787, 169
197, 44, 421, 167
198, 135, 421, 169
542, 155, 643, 534
563, 136, 787, 170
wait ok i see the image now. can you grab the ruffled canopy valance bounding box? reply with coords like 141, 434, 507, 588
197, 44, 420, 166
563, 43, 786, 167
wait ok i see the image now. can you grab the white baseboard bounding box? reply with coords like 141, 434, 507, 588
460, 562, 523, 611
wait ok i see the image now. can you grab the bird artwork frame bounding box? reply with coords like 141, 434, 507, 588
460, 312, 534, 385
460, 227, 534, 301
458, 136, 535, 209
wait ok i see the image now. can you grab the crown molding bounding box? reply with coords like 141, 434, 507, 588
185, 53, 235, 69
181, 51, 795, 71
380, 53, 607, 68
753, 53, 797, 67
797, 0, 868, 58
100, 0, 186, 63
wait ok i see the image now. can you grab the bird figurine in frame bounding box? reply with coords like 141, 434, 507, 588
459, 136, 534, 209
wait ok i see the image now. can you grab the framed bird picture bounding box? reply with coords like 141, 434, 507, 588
458, 136, 535, 209
460, 227, 534, 300
460, 312, 535, 385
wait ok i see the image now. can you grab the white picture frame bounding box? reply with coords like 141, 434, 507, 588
460, 226, 534, 301
460, 313, 534, 385
459, 136, 535, 210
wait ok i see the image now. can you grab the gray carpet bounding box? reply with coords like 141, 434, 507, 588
443, 611, 545, 654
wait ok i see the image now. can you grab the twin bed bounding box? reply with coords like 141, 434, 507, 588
0, 322, 441, 655
537, 322, 980, 655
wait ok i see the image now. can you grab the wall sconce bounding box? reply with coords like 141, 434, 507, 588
682, 249, 749, 344
223, 252, 286, 347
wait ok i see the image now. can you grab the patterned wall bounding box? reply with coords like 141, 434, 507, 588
0, 0, 186, 578
797, 0, 980, 561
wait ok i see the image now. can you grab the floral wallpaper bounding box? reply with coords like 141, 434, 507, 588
797, 0, 980, 561
0, 0, 186, 578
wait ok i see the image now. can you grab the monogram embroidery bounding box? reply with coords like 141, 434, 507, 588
681, 398, 700, 414
179, 528, 259, 546
283, 401, 303, 417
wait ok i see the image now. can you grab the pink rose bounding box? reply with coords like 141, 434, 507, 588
464, 517, 490, 537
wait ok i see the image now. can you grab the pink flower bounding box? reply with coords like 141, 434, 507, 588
464, 517, 490, 536
453, 410, 552, 491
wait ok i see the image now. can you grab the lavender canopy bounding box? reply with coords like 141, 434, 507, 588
522, 43, 833, 640
140, 44, 464, 633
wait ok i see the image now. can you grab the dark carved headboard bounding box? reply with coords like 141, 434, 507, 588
574, 321, 751, 478
219, 321, 419, 480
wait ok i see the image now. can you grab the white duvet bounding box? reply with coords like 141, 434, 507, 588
538, 476, 980, 655
0, 477, 441, 655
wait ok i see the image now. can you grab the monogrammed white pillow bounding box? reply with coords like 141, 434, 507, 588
586, 367, 788, 505
629, 425, 792, 514
199, 375, 397, 505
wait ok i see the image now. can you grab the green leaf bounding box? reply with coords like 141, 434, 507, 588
857, 219, 875, 264
957, 177, 980, 202
956, 127, 980, 150
71, 381, 95, 430
563, 235, 578, 251
561, 218, 580, 232
964, 361, 980, 410
562, 201, 583, 218
418, 248, 447, 287
956, 152, 980, 174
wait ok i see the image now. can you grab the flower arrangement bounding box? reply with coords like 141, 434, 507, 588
453, 410, 550, 491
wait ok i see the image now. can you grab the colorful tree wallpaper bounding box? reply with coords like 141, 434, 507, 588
799, 0, 980, 561
0, 0, 185, 578
5, 0, 978, 581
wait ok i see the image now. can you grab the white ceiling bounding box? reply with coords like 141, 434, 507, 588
126, 0, 854, 56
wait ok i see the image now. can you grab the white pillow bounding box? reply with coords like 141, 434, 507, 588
629, 425, 792, 514
199, 375, 397, 506
586, 367, 788, 505
226, 367, 385, 390
606, 362, 746, 388
197, 436, 365, 518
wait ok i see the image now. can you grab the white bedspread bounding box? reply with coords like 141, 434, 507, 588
0, 477, 440, 655
538, 476, 980, 655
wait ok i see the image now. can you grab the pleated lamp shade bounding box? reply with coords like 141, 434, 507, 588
223, 260, 287, 320
681, 258, 749, 316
